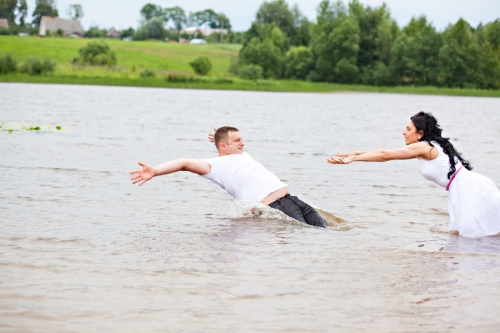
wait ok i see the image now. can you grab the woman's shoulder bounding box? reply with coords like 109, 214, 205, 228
428, 140, 443, 148
409, 141, 435, 149
412, 141, 440, 160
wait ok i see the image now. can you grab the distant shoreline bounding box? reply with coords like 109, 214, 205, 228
1, 75, 499, 97
1, 36, 499, 98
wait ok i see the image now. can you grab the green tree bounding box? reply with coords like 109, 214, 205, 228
32, 0, 58, 28
193, 9, 216, 27
215, 13, 231, 29
120, 27, 135, 39
18, 0, 27, 26
376, 18, 393, 65
438, 39, 474, 87
134, 17, 165, 40
136, 3, 168, 40
291, 4, 310, 46
0, 0, 18, 24
484, 19, 500, 50
371, 61, 392, 85
239, 19, 289, 77
390, 16, 442, 85
269, 25, 287, 54
294, 17, 311, 46
315, 0, 347, 27
284, 46, 314, 79
390, 34, 418, 84
192, 9, 231, 31
476, 42, 500, 89
311, 13, 360, 82
140, 3, 163, 21
237, 64, 263, 79
403, 17, 441, 84
165, 6, 186, 32
240, 33, 283, 78
242, 21, 262, 48
335, 58, 359, 83
84, 26, 106, 38
0, 0, 27, 26
438, 18, 499, 89
256, 0, 295, 42
310, 0, 352, 81
347, 0, 398, 83
66, 4, 83, 20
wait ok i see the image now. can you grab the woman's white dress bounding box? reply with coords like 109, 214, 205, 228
419, 142, 500, 238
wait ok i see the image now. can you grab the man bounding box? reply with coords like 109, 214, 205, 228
130, 126, 327, 228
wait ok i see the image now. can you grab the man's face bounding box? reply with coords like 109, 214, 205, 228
223, 131, 245, 155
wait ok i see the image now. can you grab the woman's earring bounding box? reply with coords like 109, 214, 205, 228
418, 137, 421, 140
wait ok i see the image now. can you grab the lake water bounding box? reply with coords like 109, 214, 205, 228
1, 83, 500, 332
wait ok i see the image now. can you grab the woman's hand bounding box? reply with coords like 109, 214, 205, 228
208, 127, 217, 143
335, 151, 356, 157
327, 156, 354, 164
130, 161, 155, 186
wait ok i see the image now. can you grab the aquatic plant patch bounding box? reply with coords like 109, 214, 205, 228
0, 122, 67, 133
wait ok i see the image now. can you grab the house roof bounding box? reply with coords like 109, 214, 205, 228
105, 29, 122, 38
39, 16, 83, 36
180, 26, 228, 37
0, 19, 9, 29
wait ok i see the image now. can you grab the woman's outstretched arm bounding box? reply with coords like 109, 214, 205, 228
328, 142, 432, 164
335, 149, 379, 157
130, 159, 211, 186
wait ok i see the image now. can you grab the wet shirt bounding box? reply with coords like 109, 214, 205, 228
202, 152, 287, 202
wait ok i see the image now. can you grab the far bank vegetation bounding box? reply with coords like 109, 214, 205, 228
0, 0, 499, 91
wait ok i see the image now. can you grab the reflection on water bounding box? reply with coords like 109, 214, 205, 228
443, 234, 500, 254
1, 83, 500, 332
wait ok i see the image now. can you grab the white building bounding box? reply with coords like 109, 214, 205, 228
39, 16, 84, 37
189, 39, 207, 44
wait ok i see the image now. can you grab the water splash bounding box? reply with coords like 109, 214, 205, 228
227, 200, 350, 230
228, 200, 297, 222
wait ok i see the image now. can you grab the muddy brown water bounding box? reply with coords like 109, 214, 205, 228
1, 83, 500, 332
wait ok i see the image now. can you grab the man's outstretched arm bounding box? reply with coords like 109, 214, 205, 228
130, 159, 211, 186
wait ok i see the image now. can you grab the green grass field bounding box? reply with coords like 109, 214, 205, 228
1, 35, 499, 97
0, 35, 239, 77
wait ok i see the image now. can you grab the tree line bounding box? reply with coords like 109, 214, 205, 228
0, 0, 242, 42
235, 0, 500, 89
1, 0, 499, 89
132, 4, 240, 43
0, 0, 82, 34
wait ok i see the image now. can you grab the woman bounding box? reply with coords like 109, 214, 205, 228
328, 111, 500, 238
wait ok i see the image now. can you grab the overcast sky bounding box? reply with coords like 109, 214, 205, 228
26, 0, 499, 31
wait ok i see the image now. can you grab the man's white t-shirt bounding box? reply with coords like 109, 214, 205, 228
202, 152, 287, 202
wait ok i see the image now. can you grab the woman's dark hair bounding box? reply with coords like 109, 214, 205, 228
411, 111, 472, 179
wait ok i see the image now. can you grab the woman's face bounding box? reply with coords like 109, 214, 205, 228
402, 120, 422, 145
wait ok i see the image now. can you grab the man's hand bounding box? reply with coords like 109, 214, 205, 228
130, 161, 155, 186
208, 127, 217, 143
